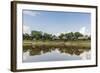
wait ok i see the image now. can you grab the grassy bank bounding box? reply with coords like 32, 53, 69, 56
23, 40, 91, 48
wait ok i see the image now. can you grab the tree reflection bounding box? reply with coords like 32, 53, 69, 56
23, 45, 90, 56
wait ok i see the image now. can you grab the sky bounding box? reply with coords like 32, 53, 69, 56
23, 10, 91, 36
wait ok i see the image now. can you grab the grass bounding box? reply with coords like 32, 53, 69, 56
23, 40, 91, 48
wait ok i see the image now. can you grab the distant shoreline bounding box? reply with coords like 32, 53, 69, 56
23, 40, 91, 49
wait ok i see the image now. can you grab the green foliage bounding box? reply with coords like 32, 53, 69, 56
23, 33, 32, 40
31, 31, 42, 40
23, 30, 90, 41
42, 33, 52, 40
65, 32, 74, 40
74, 32, 83, 39
59, 33, 65, 40
52, 35, 57, 40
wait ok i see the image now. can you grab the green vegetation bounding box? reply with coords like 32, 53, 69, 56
23, 30, 91, 49
23, 30, 91, 41
23, 40, 90, 49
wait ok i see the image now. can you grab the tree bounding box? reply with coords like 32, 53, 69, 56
52, 35, 57, 40
59, 33, 65, 40
65, 32, 74, 40
74, 32, 83, 40
88, 35, 91, 40
23, 33, 31, 40
23, 30, 85, 41
31, 30, 42, 40
42, 33, 52, 40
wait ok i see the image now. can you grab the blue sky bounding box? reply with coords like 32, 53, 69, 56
23, 10, 91, 36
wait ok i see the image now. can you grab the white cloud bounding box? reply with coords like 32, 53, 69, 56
55, 31, 70, 36
23, 25, 31, 34
79, 27, 87, 35
23, 11, 40, 16
79, 27, 90, 35
56, 33, 61, 36
79, 51, 91, 60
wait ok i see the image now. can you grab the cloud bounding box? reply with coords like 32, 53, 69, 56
55, 31, 70, 36
79, 27, 90, 35
56, 33, 61, 36
79, 27, 86, 35
23, 25, 31, 34
79, 51, 91, 60
23, 11, 40, 16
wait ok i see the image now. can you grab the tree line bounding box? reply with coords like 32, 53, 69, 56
23, 30, 91, 41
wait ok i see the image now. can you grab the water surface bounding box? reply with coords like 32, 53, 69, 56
23, 46, 91, 62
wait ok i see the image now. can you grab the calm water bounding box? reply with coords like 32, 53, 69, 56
23, 46, 91, 62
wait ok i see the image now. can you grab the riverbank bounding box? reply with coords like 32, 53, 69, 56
23, 40, 91, 48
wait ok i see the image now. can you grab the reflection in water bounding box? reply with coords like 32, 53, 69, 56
23, 46, 91, 62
